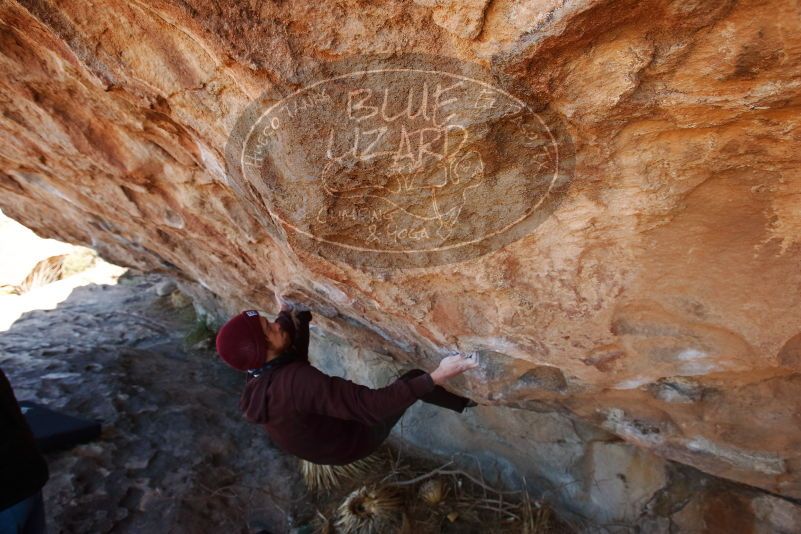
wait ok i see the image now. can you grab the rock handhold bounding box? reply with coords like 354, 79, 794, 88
516, 365, 568, 393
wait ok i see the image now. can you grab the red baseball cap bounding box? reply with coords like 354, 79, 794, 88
215, 310, 267, 371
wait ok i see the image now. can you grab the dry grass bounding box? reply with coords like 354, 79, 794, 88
15, 254, 66, 294
335, 485, 406, 534
302, 446, 573, 534
301, 453, 387, 492
3, 248, 98, 295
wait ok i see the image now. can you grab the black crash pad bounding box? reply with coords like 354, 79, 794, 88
19, 401, 101, 453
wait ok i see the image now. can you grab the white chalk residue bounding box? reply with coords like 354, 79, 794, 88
677, 348, 706, 361
614, 376, 650, 390
675, 348, 720, 375
197, 141, 226, 184
686, 437, 785, 475
602, 408, 665, 446
311, 280, 350, 305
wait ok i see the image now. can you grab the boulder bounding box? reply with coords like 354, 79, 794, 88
1, 0, 800, 528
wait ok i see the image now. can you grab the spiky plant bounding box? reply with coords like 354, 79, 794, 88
300, 453, 385, 493
335, 484, 405, 534
16, 255, 66, 293
418, 478, 448, 506
301, 461, 339, 493
312, 510, 335, 534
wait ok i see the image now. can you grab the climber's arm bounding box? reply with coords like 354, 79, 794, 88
274, 298, 312, 362
290, 309, 311, 362
289, 364, 435, 426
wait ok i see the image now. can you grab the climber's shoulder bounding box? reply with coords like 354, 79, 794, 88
275, 360, 330, 389
272, 359, 312, 381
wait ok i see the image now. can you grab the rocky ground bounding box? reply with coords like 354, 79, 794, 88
0, 271, 310, 533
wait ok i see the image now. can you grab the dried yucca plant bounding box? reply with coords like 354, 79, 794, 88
312, 510, 335, 534
335, 484, 406, 534
300, 453, 385, 493
417, 477, 448, 506
15, 255, 66, 294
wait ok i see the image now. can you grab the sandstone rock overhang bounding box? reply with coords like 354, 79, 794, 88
0, 0, 799, 506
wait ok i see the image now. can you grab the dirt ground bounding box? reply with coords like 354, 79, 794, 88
1, 270, 315, 533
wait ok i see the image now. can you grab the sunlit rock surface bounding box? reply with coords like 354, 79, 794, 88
1, 0, 800, 529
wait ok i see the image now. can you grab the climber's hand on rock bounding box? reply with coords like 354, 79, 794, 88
430, 353, 479, 385
277, 294, 312, 324
277, 294, 312, 313
275, 293, 294, 313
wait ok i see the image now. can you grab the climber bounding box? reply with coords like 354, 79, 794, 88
215, 301, 479, 465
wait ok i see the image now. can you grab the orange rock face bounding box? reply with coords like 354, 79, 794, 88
1, 0, 800, 517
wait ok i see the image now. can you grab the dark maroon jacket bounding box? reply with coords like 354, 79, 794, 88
239, 309, 435, 465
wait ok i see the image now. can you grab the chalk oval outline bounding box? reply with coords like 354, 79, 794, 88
240, 68, 561, 255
